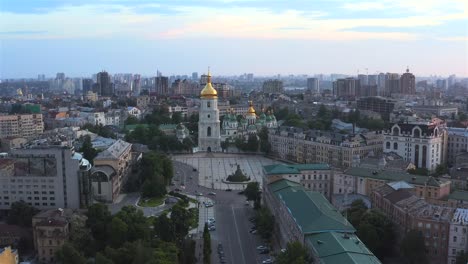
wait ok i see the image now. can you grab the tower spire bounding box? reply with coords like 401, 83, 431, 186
207, 67, 211, 84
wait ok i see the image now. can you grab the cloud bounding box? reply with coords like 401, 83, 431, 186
436, 36, 468, 41
341, 2, 386, 11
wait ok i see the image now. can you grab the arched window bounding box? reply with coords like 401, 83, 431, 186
207, 127, 211, 137
207, 101, 211, 108
434, 128, 438, 137
386, 142, 390, 149
207, 114, 210, 118
394, 142, 398, 150
393, 127, 399, 136
414, 128, 421, 138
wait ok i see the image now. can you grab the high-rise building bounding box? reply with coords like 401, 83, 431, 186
37, 74, 46, 81
133, 74, 141, 95
368, 74, 378, 86
306, 78, 319, 93
333, 78, 358, 98
198, 71, 221, 152
192, 72, 198, 80
385, 73, 400, 96
82, 78, 93, 94
56, 73, 65, 81
377, 73, 386, 96
436, 79, 448, 90
400, 68, 416, 94
358, 74, 368, 86
155, 76, 169, 95
95, 71, 113, 96
262, 79, 284, 94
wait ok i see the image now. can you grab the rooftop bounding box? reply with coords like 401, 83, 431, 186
344, 167, 450, 187
94, 139, 131, 160
306, 232, 381, 264
452, 208, 468, 225
269, 179, 354, 234
448, 190, 468, 202
264, 163, 330, 175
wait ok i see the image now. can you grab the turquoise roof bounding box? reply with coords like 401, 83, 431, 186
264, 164, 330, 175
269, 180, 354, 234
307, 232, 381, 264
159, 124, 177, 130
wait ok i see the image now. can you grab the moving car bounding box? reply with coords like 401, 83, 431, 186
208, 192, 216, 196
262, 259, 273, 264
257, 245, 268, 250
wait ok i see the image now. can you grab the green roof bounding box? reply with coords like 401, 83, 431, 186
158, 124, 177, 130
124, 124, 149, 131
344, 167, 447, 187
269, 180, 354, 234
448, 190, 468, 201
264, 164, 330, 175
306, 232, 381, 264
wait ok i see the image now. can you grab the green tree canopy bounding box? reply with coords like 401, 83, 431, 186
55, 243, 87, 264
401, 230, 427, 264
79, 135, 98, 165
7, 201, 39, 227
276, 241, 311, 264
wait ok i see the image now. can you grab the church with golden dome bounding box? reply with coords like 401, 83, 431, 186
198, 70, 278, 152
198, 70, 222, 152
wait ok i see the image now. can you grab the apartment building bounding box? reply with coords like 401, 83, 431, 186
263, 163, 332, 199
91, 139, 132, 202
263, 179, 381, 264
0, 145, 92, 210
356, 96, 397, 120
334, 167, 451, 202
448, 209, 468, 264
447, 127, 468, 165
0, 114, 44, 139
371, 185, 454, 264
383, 121, 447, 172
269, 127, 383, 169
32, 209, 83, 264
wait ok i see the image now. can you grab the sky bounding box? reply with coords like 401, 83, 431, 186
0, 0, 467, 78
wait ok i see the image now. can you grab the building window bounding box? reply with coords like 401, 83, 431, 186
454, 236, 458, 242
207, 127, 211, 137
207, 114, 210, 118
386, 142, 390, 149
207, 102, 211, 108
393, 142, 398, 150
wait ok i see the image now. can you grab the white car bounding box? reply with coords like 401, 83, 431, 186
257, 245, 268, 250
208, 217, 215, 223
262, 259, 273, 264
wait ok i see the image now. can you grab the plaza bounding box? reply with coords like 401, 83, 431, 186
173, 153, 282, 190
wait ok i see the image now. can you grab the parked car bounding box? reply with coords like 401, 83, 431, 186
250, 230, 257, 234
262, 259, 273, 264
208, 192, 216, 196
225, 188, 232, 191
259, 249, 270, 254
208, 226, 216, 231
257, 245, 268, 250
208, 218, 215, 223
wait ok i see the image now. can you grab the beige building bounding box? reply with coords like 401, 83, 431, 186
91, 140, 133, 202
269, 127, 383, 168
263, 163, 332, 199
0, 137, 28, 152
0, 114, 44, 139
32, 209, 81, 264
0, 247, 18, 264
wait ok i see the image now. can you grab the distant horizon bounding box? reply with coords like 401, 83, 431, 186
1, 0, 467, 78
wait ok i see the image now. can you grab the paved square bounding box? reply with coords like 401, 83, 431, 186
173, 153, 282, 190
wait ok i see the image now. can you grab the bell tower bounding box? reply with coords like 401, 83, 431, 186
198, 69, 221, 152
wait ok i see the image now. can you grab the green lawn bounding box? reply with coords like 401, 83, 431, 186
138, 196, 165, 207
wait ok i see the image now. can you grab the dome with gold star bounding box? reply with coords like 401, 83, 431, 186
200, 70, 218, 99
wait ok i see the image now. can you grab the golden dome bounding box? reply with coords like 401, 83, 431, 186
200, 70, 218, 99
247, 101, 256, 116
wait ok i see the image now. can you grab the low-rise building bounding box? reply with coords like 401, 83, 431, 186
92, 139, 132, 202
127, 106, 142, 119
263, 163, 332, 199
263, 179, 381, 264
447, 127, 468, 165
448, 209, 468, 264
0, 137, 29, 152
0, 246, 18, 264
335, 167, 451, 203
32, 209, 83, 264
269, 127, 383, 169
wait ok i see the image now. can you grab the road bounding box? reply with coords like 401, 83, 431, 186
172, 158, 274, 264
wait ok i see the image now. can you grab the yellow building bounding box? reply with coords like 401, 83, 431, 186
0, 246, 19, 264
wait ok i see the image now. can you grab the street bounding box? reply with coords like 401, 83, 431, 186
172, 153, 279, 264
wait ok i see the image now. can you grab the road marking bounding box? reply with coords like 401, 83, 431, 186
231, 205, 246, 264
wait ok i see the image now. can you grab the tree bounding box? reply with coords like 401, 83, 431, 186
79, 135, 98, 165
55, 243, 87, 264
203, 223, 211, 264
258, 126, 271, 153
171, 204, 192, 244
220, 139, 229, 152
456, 251, 468, 264
244, 182, 261, 202
255, 207, 275, 242
434, 164, 448, 176
246, 134, 259, 152
7, 201, 39, 227
154, 214, 175, 242
171, 112, 182, 124
86, 203, 111, 245
95, 252, 114, 264
408, 168, 429, 176
276, 241, 311, 264
401, 230, 427, 264
125, 115, 140, 125
109, 217, 128, 247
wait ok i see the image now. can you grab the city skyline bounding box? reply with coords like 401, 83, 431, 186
1, 0, 467, 78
